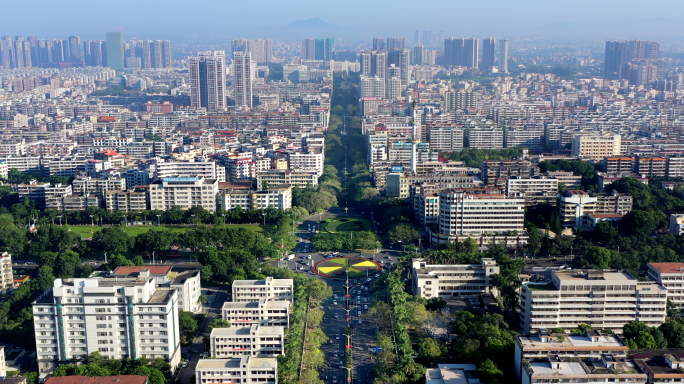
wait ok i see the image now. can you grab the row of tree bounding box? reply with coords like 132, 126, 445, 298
53, 352, 170, 384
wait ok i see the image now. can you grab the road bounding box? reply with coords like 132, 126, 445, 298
177, 289, 227, 384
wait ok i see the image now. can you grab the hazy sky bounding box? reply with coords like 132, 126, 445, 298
3, 0, 684, 40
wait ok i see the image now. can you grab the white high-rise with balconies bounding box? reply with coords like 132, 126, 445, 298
32, 276, 181, 374
233, 51, 253, 110
189, 51, 226, 112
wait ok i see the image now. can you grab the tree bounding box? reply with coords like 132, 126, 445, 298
179, 311, 199, 337
620, 210, 659, 237
388, 223, 419, 244
425, 297, 447, 311
571, 323, 593, 334
476, 359, 504, 384
417, 338, 445, 365
207, 319, 231, 334
579, 247, 613, 269
91, 226, 131, 255
107, 254, 134, 270
660, 321, 684, 348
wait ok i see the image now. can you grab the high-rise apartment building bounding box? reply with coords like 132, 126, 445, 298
387, 37, 405, 50
463, 38, 478, 68
324, 37, 335, 61
571, 133, 621, 161
232, 39, 272, 63
68, 36, 80, 62
188, 51, 226, 111
314, 39, 325, 60
359, 52, 371, 75
387, 48, 410, 89
232, 278, 293, 303
301, 38, 316, 60
499, 39, 509, 72
604, 40, 660, 79
444, 37, 463, 67
149, 177, 219, 212
32, 277, 182, 374
162, 40, 172, 68
105, 31, 124, 70
370, 50, 387, 79
482, 38, 496, 72
520, 269, 667, 334
372, 37, 385, 51
151, 40, 163, 68
233, 51, 253, 110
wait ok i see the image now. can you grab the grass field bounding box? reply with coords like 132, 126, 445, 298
67, 224, 265, 238
322, 217, 372, 233
314, 256, 382, 278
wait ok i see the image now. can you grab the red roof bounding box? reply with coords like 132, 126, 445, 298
45, 376, 147, 384
649, 263, 684, 274
112, 266, 172, 276
588, 213, 624, 219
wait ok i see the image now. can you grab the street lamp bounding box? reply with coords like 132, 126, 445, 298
262, 212, 266, 226
191, 214, 196, 227
123, 215, 127, 227
90, 215, 94, 227
157, 214, 161, 226
222, 214, 226, 224
57, 215, 62, 226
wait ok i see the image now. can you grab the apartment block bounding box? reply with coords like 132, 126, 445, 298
431, 190, 526, 247
427, 125, 464, 152
105, 190, 148, 212
559, 190, 632, 229
232, 278, 293, 303
521, 355, 646, 384
195, 357, 277, 384
571, 133, 621, 161
256, 170, 318, 190
544, 171, 582, 188
514, 331, 628, 381
411, 258, 499, 299
109, 266, 202, 313
156, 161, 226, 182
32, 277, 181, 374
481, 160, 535, 186
506, 176, 558, 205
60, 195, 100, 211
465, 128, 504, 149
222, 184, 292, 211
519, 269, 667, 334
0, 252, 13, 290
637, 157, 666, 177
221, 299, 289, 327
149, 177, 218, 212
647, 262, 684, 311
604, 157, 635, 173
666, 156, 684, 178
72, 177, 126, 194
286, 152, 324, 176
210, 325, 284, 358
595, 191, 633, 215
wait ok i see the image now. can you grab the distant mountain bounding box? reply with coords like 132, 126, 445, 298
286, 17, 338, 29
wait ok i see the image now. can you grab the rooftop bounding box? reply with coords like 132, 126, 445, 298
211, 325, 284, 337
45, 376, 147, 384
554, 270, 636, 282
148, 288, 175, 304
196, 357, 276, 370
232, 278, 293, 286
172, 270, 200, 285
648, 263, 684, 274
112, 266, 172, 277
526, 357, 645, 378
222, 299, 290, 310
516, 333, 626, 351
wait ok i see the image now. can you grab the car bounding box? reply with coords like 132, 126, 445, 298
189, 348, 198, 354
364, 304, 369, 309
336, 334, 340, 340
339, 361, 344, 369
332, 377, 338, 384
363, 298, 367, 303
334, 313, 339, 319
334, 294, 338, 299
340, 350, 345, 357
182, 362, 189, 368
333, 351, 339, 357
333, 300, 337, 305
357, 295, 361, 299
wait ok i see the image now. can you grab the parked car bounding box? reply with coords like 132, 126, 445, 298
335, 334, 340, 340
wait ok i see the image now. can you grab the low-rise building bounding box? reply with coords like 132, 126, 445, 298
669, 214, 684, 235
411, 258, 499, 299
425, 364, 480, 384
195, 357, 277, 384
506, 176, 558, 205
210, 325, 284, 358
256, 170, 318, 190
514, 331, 628, 380
520, 269, 667, 334
521, 355, 646, 384
647, 262, 684, 311
222, 184, 292, 210
232, 278, 293, 303
222, 299, 289, 327
106, 190, 148, 212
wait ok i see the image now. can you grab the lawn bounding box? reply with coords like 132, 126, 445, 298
67, 224, 264, 238
314, 256, 382, 278
322, 217, 372, 233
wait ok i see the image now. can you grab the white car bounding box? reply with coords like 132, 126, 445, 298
334, 294, 338, 299
333, 351, 339, 357
182, 362, 189, 368
336, 334, 340, 340
333, 300, 337, 305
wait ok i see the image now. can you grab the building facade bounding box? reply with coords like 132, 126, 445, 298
210, 325, 284, 358
232, 278, 293, 303
411, 258, 499, 299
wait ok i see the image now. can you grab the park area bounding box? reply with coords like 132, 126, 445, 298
321, 217, 372, 233
66, 224, 265, 238
313, 256, 382, 278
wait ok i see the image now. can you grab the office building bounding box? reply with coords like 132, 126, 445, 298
432, 190, 525, 246
222, 184, 292, 211
232, 278, 294, 303
221, 299, 289, 327
499, 39, 509, 72
514, 331, 628, 381
32, 277, 181, 374
559, 190, 632, 229
520, 269, 667, 334
189, 51, 226, 112
195, 357, 277, 384
210, 325, 284, 358
149, 177, 218, 212
647, 263, 684, 311
482, 38, 496, 72
105, 31, 124, 70
425, 364, 480, 384
233, 51, 253, 110
411, 258, 500, 299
